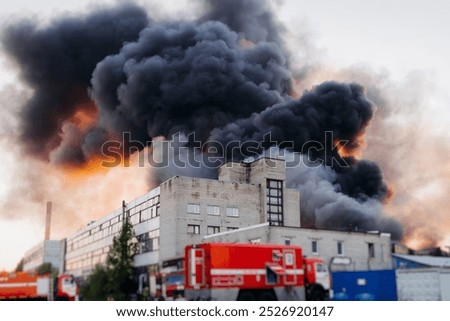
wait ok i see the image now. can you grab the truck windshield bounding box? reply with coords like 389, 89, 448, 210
165, 274, 184, 284
315, 263, 327, 273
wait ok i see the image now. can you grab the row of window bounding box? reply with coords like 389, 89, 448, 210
23, 247, 45, 264
187, 204, 239, 217
136, 229, 160, 254
66, 230, 161, 272
128, 195, 160, 215
67, 200, 161, 253
187, 224, 238, 235
129, 204, 160, 225
310, 240, 346, 255
308, 240, 376, 258
66, 246, 110, 272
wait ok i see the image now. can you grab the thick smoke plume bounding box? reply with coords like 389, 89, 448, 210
90, 20, 291, 147
7, 0, 444, 245
2, 3, 150, 165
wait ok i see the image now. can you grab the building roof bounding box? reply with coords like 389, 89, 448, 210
393, 254, 450, 268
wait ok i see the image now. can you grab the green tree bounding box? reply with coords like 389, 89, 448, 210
106, 214, 138, 300
79, 213, 138, 300
80, 265, 109, 300
36, 262, 56, 275
15, 259, 24, 272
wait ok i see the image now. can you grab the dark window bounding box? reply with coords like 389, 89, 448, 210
207, 226, 220, 235
312, 240, 318, 254
337, 241, 344, 255
137, 229, 160, 254
266, 266, 278, 284
266, 179, 283, 226
188, 224, 200, 234
368, 243, 375, 258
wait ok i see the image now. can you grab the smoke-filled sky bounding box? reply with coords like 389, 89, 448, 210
0, 0, 449, 271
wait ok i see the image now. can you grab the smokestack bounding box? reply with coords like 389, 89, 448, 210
45, 201, 52, 241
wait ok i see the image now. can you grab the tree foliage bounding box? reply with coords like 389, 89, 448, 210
36, 262, 56, 275
80, 265, 109, 301
106, 214, 138, 300
80, 214, 138, 300
15, 259, 24, 272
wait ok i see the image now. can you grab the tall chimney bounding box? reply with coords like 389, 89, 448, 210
45, 201, 52, 241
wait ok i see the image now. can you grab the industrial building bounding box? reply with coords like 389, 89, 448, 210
22, 240, 64, 273
393, 254, 450, 269
63, 157, 393, 284
20, 201, 66, 273
204, 223, 392, 272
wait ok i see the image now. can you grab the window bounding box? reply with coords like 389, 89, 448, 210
207, 205, 220, 216
311, 240, 318, 254
136, 229, 160, 254
188, 224, 200, 234
266, 179, 283, 226
368, 243, 375, 258
226, 207, 239, 217
187, 203, 200, 214
207, 226, 220, 235
266, 266, 278, 285
130, 212, 140, 225
337, 241, 344, 255
315, 263, 327, 273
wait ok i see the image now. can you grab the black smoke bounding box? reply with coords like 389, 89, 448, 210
2, 3, 150, 163
200, 0, 285, 44
209, 81, 373, 163
90, 20, 292, 147
1, 0, 402, 239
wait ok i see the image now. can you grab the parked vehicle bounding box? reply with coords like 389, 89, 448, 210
184, 242, 331, 301
0, 271, 78, 301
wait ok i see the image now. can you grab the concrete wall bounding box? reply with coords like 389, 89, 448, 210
204, 225, 393, 271
23, 240, 63, 272
159, 175, 264, 261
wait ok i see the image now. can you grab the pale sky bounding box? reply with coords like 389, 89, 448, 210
1, 0, 449, 271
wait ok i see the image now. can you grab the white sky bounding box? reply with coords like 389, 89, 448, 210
0, 0, 449, 271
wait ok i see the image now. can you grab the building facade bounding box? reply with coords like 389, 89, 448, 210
63, 157, 392, 284
22, 240, 64, 273
204, 223, 393, 271
64, 158, 300, 278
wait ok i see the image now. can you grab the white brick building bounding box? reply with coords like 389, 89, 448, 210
64, 157, 392, 280
204, 223, 392, 272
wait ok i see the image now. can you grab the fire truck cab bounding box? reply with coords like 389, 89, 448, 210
0, 272, 78, 301
184, 243, 331, 301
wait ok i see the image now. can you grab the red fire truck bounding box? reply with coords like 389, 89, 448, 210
184, 243, 331, 301
162, 270, 185, 299
0, 271, 78, 301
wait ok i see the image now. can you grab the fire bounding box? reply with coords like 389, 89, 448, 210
68, 101, 98, 132
403, 235, 438, 251
60, 155, 110, 179
334, 132, 367, 159
239, 39, 256, 48
51, 98, 121, 177
289, 78, 302, 99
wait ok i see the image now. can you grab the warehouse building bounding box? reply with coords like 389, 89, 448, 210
64, 158, 300, 278
22, 240, 64, 273
64, 157, 392, 283
204, 223, 392, 272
